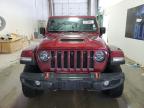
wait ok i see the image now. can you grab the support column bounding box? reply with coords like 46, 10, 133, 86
48, 0, 54, 16
89, 0, 99, 16
88, 0, 91, 16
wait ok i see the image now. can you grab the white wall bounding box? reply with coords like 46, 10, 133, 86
35, 0, 49, 21
99, 0, 124, 9
104, 0, 144, 65
0, 0, 49, 37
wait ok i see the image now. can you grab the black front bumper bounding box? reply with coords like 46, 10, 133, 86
20, 72, 124, 91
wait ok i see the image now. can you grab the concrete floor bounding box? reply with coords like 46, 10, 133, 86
0, 62, 144, 108
0, 39, 40, 70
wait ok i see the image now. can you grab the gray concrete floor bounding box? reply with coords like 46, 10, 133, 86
0, 62, 144, 108
0, 39, 41, 70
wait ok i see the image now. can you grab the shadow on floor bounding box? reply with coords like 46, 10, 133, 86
12, 91, 123, 108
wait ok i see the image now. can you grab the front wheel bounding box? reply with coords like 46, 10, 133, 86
102, 83, 124, 98
22, 84, 43, 98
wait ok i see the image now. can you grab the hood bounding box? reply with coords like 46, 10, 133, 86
37, 32, 107, 50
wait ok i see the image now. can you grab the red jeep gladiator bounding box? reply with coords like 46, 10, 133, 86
20, 16, 125, 98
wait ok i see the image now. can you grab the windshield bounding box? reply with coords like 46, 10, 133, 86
47, 18, 97, 32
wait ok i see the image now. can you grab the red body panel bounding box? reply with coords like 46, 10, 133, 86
21, 46, 36, 58
20, 16, 124, 74
37, 16, 108, 73
36, 32, 109, 73
108, 46, 125, 58
110, 50, 124, 58
38, 32, 106, 50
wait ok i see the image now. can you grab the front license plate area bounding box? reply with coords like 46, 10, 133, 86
58, 80, 83, 90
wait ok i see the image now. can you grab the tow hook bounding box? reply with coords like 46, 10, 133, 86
44, 72, 49, 80
95, 73, 100, 79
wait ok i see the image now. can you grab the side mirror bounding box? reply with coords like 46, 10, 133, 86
39, 27, 46, 36
100, 27, 106, 35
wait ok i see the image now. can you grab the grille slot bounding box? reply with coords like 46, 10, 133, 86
83, 51, 88, 68
77, 51, 81, 68
57, 51, 62, 68
50, 50, 94, 72
90, 51, 94, 68
64, 51, 68, 68
70, 51, 74, 68
51, 51, 55, 68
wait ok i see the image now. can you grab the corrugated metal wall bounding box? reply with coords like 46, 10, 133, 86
53, 0, 88, 16
48, 0, 99, 16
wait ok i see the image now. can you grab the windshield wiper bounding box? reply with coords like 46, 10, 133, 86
66, 30, 80, 32
48, 30, 80, 32
48, 30, 62, 32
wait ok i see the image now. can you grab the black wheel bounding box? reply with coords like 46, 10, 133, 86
22, 84, 43, 98
102, 83, 124, 98
102, 65, 124, 98
109, 83, 124, 98
23, 65, 41, 73
103, 65, 122, 73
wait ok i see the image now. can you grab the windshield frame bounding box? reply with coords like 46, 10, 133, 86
47, 17, 99, 32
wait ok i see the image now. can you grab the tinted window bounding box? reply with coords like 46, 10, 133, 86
47, 18, 97, 32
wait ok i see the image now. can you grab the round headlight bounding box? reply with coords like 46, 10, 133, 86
94, 51, 105, 62
39, 51, 50, 62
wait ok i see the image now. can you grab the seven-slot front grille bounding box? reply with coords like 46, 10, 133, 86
50, 50, 94, 72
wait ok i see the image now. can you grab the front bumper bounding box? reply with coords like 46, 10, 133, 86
20, 72, 124, 91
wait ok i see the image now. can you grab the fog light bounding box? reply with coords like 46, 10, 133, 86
35, 81, 41, 86
103, 81, 110, 86
47, 82, 53, 87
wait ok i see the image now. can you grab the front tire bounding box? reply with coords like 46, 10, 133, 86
22, 84, 43, 98
102, 83, 124, 98
102, 65, 124, 98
